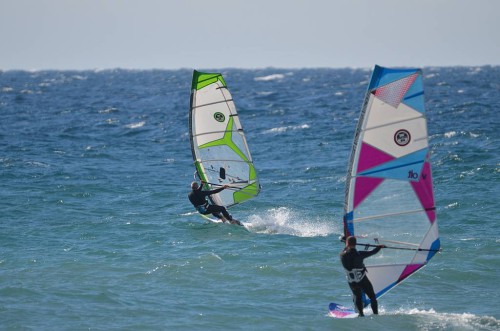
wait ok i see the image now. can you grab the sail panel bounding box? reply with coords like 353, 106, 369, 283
365, 96, 424, 131
373, 73, 418, 108
368, 65, 419, 90
358, 148, 427, 180
402, 74, 425, 113
363, 99, 429, 158
357, 143, 395, 174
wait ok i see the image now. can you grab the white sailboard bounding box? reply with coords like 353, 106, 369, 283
189, 70, 260, 224
329, 65, 441, 318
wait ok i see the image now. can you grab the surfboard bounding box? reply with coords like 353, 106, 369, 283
199, 213, 244, 226
199, 213, 223, 223
328, 302, 358, 318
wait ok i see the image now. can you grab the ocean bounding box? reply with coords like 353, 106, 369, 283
0, 67, 498, 331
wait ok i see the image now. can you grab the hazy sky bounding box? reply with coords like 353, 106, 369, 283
1, 0, 499, 70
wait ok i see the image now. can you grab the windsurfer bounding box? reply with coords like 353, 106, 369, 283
340, 236, 385, 317
188, 181, 242, 225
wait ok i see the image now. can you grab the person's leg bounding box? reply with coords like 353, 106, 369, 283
349, 283, 364, 316
361, 277, 378, 314
207, 205, 232, 221
211, 212, 225, 220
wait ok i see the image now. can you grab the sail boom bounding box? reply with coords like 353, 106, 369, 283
378, 239, 421, 247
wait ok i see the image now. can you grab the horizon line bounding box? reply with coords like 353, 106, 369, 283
2, 64, 499, 73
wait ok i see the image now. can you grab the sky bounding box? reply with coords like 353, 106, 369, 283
1, 0, 499, 70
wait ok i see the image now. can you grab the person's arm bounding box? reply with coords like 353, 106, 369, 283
339, 250, 350, 270
207, 186, 225, 195
199, 181, 228, 196
359, 245, 385, 258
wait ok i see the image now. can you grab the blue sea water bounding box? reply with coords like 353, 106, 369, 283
0, 67, 499, 331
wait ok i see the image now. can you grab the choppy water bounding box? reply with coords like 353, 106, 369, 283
0, 67, 499, 330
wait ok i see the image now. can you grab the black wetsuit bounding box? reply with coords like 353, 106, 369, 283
188, 184, 233, 221
340, 246, 382, 316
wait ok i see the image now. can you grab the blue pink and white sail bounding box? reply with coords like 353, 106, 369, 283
342, 65, 441, 306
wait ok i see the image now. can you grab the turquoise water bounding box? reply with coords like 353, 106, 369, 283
0, 67, 499, 330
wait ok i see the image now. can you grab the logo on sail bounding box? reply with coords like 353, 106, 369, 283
408, 170, 419, 179
214, 112, 225, 122
394, 129, 411, 146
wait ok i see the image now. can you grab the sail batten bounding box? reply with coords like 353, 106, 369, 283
343, 65, 440, 306
193, 99, 235, 109
353, 208, 429, 222
365, 114, 425, 131
189, 70, 260, 208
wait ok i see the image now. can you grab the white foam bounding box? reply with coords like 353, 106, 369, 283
263, 124, 310, 134
99, 107, 119, 114
328, 305, 499, 328
254, 74, 285, 81
444, 131, 457, 138
390, 308, 499, 330
245, 207, 336, 237
125, 121, 145, 129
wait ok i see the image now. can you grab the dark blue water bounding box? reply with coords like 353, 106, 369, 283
1, 67, 499, 330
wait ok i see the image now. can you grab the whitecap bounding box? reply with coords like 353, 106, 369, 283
263, 124, 310, 134
254, 74, 285, 81
125, 121, 145, 129
26, 161, 50, 168
445, 202, 459, 209
467, 67, 483, 75
99, 107, 119, 114
71, 75, 87, 80
444, 131, 457, 138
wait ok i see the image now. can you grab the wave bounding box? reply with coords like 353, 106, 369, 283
330, 307, 499, 331
392, 308, 500, 331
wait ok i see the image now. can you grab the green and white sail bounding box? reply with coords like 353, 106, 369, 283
189, 70, 260, 208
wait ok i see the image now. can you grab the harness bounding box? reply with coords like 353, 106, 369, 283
344, 267, 366, 283
195, 202, 209, 214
